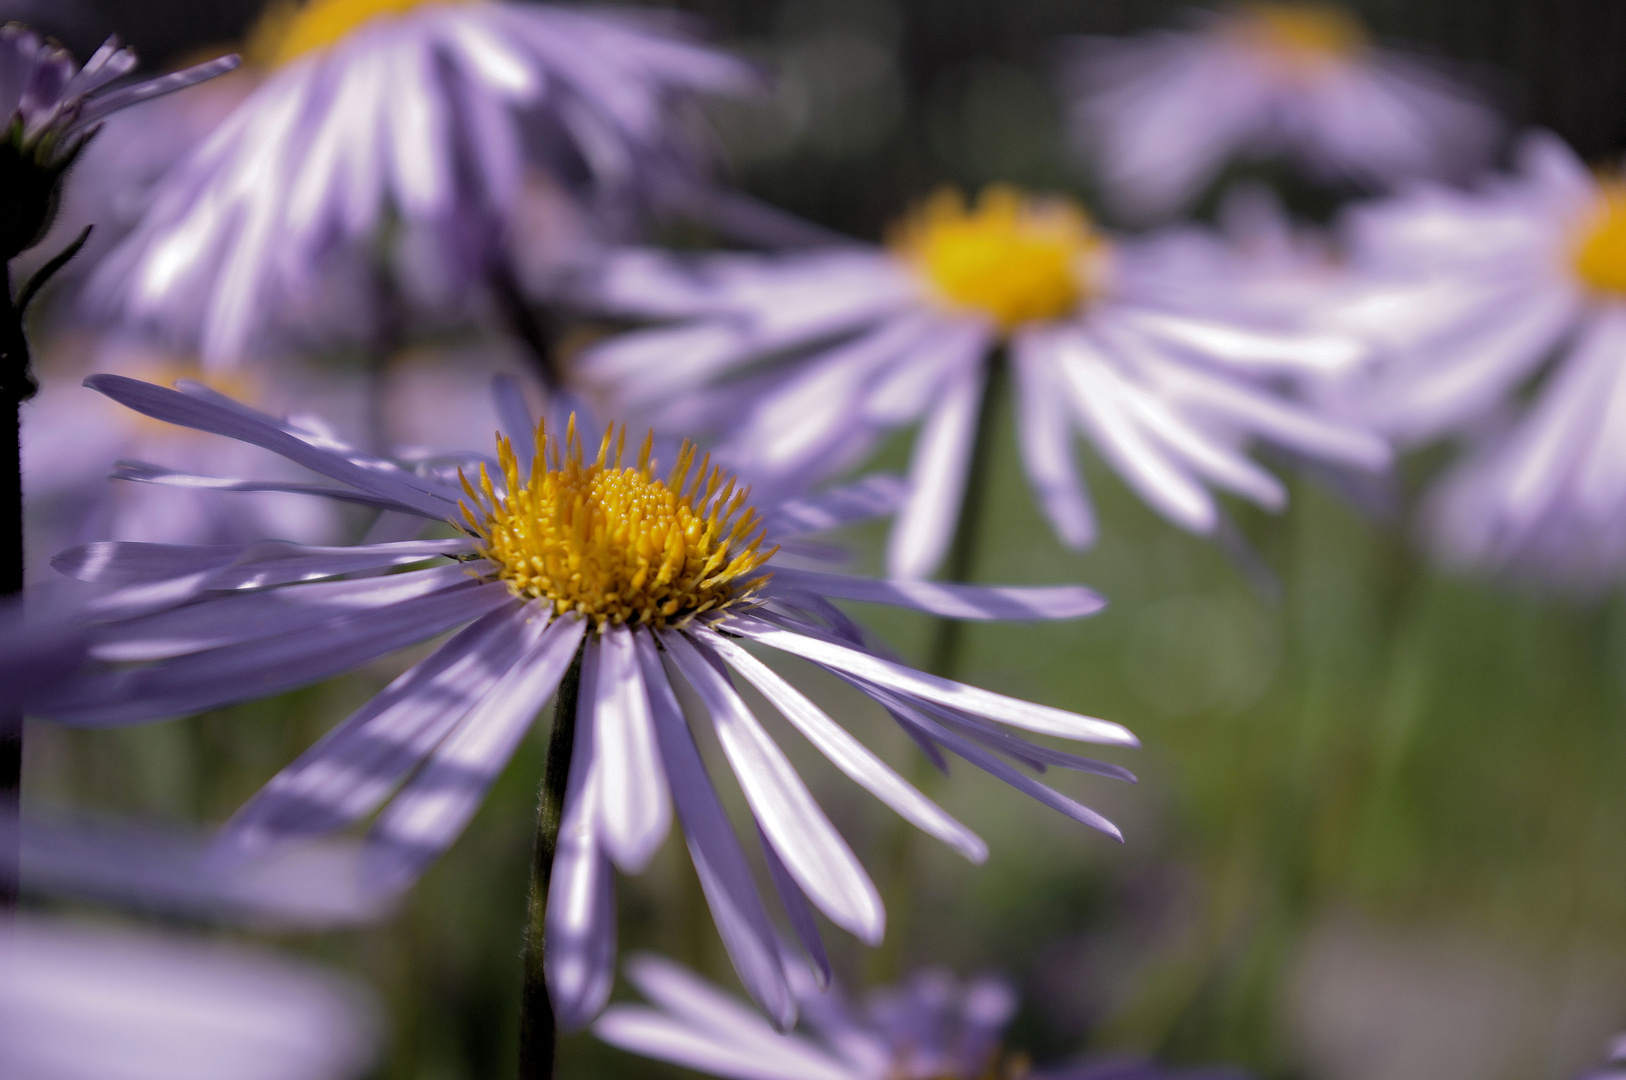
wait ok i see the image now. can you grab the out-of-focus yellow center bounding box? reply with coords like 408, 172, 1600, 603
891, 186, 1104, 333
248, 0, 470, 65
1573, 181, 1626, 296
460, 417, 775, 629
1229, 3, 1367, 67
128, 363, 258, 435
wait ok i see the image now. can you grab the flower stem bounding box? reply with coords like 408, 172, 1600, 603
0, 259, 30, 911
365, 258, 402, 456
489, 259, 562, 393
871, 348, 1007, 982
924, 347, 1008, 679
518, 641, 586, 1080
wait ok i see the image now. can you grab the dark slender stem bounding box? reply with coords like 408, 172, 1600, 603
924, 347, 1008, 679
518, 643, 586, 1080
869, 349, 1008, 984
365, 260, 402, 456
0, 259, 30, 911
488, 259, 562, 393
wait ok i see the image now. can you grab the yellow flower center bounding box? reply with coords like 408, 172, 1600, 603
1228, 3, 1367, 68
891, 186, 1105, 333
460, 418, 775, 629
1572, 180, 1626, 296
248, 0, 471, 66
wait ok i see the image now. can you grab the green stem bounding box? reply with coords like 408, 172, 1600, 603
518, 642, 586, 1080
364, 258, 402, 457
923, 348, 1008, 679
869, 349, 1007, 983
489, 259, 562, 393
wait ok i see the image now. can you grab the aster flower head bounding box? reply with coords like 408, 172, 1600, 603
0, 24, 238, 259
19, 375, 1135, 1030
91, 0, 755, 365
1062, 3, 1500, 223
1331, 132, 1626, 581
578, 184, 1389, 580
596, 953, 1253, 1080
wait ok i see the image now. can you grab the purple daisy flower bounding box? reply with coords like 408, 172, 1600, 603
596, 953, 1251, 1080
1330, 132, 1626, 581
1061, 3, 1499, 223
0, 915, 378, 1080
0, 23, 238, 259
89, 0, 755, 365
18, 374, 1135, 1029
576, 185, 1389, 580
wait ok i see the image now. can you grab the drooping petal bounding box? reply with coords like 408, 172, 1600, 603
729, 616, 1136, 746
1011, 335, 1096, 548
636, 633, 794, 1029
33, 582, 512, 726
663, 631, 884, 945
1054, 338, 1217, 533
762, 567, 1105, 622
756, 824, 832, 988
364, 613, 587, 893
865, 684, 1125, 841
611, 954, 853, 1080
106, 461, 414, 513
763, 474, 907, 539
698, 628, 985, 863
886, 359, 985, 580
218, 602, 530, 855
85, 376, 458, 518
546, 643, 617, 1032
89, 563, 481, 661
591, 625, 672, 873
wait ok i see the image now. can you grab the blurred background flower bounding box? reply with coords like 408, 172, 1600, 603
572, 184, 1385, 581
1060, 3, 1501, 224
0, 915, 379, 1080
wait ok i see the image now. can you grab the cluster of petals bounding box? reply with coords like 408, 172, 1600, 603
574, 205, 1389, 580
1329, 132, 1626, 581
18, 374, 1136, 1031
597, 953, 1248, 1080
1061, 3, 1500, 222
89, 0, 755, 364
0, 24, 237, 164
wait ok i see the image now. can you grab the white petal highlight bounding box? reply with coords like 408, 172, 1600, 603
663, 631, 884, 945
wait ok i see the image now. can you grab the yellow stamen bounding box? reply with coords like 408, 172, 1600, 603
1573, 180, 1626, 296
248, 0, 471, 66
890, 185, 1105, 333
460, 417, 776, 630
1228, 3, 1367, 68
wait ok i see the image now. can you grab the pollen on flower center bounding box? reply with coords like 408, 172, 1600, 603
1228, 3, 1367, 68
250, 0, 471, 66
459, 417, 776, 630
891, 185, 1104, 333
1572, 181, 1626, 296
